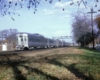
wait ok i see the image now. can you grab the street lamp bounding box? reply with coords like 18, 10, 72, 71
87, 8, 97, 49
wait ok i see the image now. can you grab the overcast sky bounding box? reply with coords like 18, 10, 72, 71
0, 0, 100, 42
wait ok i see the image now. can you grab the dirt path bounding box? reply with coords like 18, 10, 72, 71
18, 47, 83, 58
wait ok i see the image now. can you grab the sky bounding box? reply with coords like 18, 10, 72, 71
0, 0, 100, 43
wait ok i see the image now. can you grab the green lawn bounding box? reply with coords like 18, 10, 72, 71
75, 48, 100, 80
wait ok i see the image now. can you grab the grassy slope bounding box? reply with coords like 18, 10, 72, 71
0, 47, 100, 80
75, 48, 100, 80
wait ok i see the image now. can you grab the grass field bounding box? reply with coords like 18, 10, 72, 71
0, 47, 100, 80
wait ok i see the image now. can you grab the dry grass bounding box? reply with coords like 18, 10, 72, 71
0, 47, 98, 80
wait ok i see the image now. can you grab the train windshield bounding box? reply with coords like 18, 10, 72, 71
16, 34, 24, 46
21, 38, 23, 41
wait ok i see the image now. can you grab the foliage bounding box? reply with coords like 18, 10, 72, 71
0, 0, 39, 15
95, 15, 100, 30
72, 12, 99, 47
72, 13, 91, 42
77, 32, 98, 47
0, 0, 100, 17
0, 29, 18, 47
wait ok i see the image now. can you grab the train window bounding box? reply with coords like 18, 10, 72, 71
29, 39, 31, 41
36, 39, 39, 42
29, 38, 37, 42
25, 38, 26, 41
29, 38, 32, 42
19, 35, 23, 38
31, 39, 32, 42
21, 38, 23, 41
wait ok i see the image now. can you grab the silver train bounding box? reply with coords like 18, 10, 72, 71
16, 33, 67, 50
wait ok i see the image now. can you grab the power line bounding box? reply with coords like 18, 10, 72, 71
52, 36, 72, 46
52, 36, 72, 39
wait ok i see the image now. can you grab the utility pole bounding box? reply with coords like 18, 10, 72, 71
84, 20, 86, 47
88, 8, 96, 49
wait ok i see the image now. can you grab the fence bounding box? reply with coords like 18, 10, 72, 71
0, 43, 14, 51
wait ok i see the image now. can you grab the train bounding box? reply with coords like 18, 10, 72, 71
16, 33, 68, 50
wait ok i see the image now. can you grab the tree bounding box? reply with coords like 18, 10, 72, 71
0, 29, 18, 47
72, 12, 96, 47
72, 13, 91, 40
72, 12, 99, 47
95, 15, 100, 30
77, 32, 98, 47
0, 0, 100, 16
